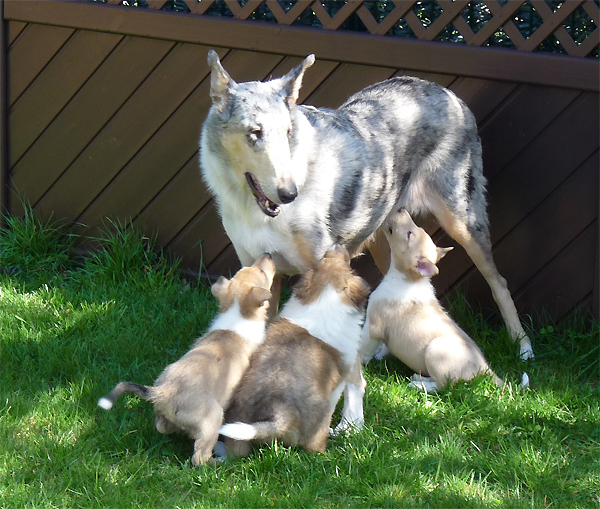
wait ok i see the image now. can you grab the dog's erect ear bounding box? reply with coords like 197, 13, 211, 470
414, 258, 439, 278
207, 50, 236, 113
248, 287, 272, 308
436, 246, 453, 263
280, 54, 315, 109
211, 276, 231, 301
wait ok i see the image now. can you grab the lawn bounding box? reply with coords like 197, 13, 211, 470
0, 211, 598, 508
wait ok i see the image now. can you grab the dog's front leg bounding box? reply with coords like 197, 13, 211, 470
267, 274, 282, 321
367, 228, 391, 275
333, 355, 366, 434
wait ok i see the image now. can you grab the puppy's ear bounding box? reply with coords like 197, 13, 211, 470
280, 54, 315, 109
211, 276, 230, 302
324, 244, 351, 264
436, 246, 453, 263
248, 287, 272, 307
414, 258, 438, 278
207, 50, 236, 113
345, 276, 371, 310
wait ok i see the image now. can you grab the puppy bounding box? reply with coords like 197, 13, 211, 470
361, 210, 501, 392
98, 254, 276, 466
217, 245, 370, 457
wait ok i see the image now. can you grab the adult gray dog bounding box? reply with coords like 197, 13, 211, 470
200, 51, 533, 431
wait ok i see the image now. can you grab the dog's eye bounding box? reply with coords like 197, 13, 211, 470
388, 227, 393, 235
247, 127, 263, 145
407, 231, 413, 240
287, 126, 293, 139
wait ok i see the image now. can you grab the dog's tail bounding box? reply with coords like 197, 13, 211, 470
98, 382, 152, 410
219, 410, 298, 442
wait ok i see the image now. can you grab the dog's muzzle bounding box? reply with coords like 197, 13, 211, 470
245, 173, 281, 217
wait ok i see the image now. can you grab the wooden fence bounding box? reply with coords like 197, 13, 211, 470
1, 0, 598, 322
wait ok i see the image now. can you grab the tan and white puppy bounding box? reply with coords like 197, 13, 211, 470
217, 245, 370, 456
361, 210, 502, 392
98, 254, 276, 466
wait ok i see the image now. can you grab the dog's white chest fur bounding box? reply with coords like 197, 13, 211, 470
369, 266, 436, 305
208, 301, 266, 344
280, 286, 363, 367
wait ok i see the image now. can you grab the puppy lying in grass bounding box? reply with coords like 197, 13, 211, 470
218, 245, 370, 457
361, 209, 503, 392
98, 254, 276, 466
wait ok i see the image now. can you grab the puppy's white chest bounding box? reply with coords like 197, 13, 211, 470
369, 267, 436, 305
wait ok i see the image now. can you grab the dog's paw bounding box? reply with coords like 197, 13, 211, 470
374, 343, 390, 360
520, 340, 535, 360
521, 372, 530, 389
330, 417, 364, 436
213, 440, 228, 459
408, 377, 437, 393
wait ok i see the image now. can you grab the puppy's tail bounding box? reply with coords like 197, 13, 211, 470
98, 382, 152, 410
219, 410, 297, 442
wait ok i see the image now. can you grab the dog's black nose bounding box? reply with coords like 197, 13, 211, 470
277, 185, 298, 204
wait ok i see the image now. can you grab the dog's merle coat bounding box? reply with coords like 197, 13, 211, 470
201, 51, 533, 370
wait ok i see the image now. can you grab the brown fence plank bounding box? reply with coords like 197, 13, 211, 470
432, 94, 599, 294
480, 85, 581, 180
137, 154, 210, 248
206, 243, 241, 279
269, 56, 339, 104
0, 3, 8, 218
43, 42, 219, 226
168, 201, 230, 273
7, 21, 27, 45
9, 29, 122, 166
7, 1, 596, 92
306, 63, 396, 108
8, 23, 74, 104
449, 152, 598, 312
10, 35, 174, 217
486, 92, 599, 242
450, 77, 518, 124
514, 222, 598, 321
75, 50, 283, 232
394, 69, 456, 88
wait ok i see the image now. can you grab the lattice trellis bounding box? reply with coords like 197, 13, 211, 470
103, 0, 599, 57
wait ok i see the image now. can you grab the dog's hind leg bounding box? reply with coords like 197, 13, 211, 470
430, 202, 534, 359
184, 400, 224, 466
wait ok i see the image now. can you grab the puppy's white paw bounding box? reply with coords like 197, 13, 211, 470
408, 378, 437, 393
330, 417, 364, 436
374, 342, 390, 360
213, 440, 228, 459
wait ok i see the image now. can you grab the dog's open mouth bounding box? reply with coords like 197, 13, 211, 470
245, 172, 281, 218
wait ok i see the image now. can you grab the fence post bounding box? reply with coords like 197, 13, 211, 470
0, 0, 8, 224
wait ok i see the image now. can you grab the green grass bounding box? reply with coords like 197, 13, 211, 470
0, 210, 598, 508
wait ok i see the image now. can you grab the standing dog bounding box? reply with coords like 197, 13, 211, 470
200, 51, 533, 428
98, 254, 276, 466
361, 210, 502, 392
218, 245, 370, 456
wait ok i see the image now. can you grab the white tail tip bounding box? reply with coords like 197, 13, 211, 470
98, 397, 113, 410
218, 422, 257, 440
521, 372, 530, 389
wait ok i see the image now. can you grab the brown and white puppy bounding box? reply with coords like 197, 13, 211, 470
97, 254, 276, 466
217, 245, 370, 456
361, 210, 502, 392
